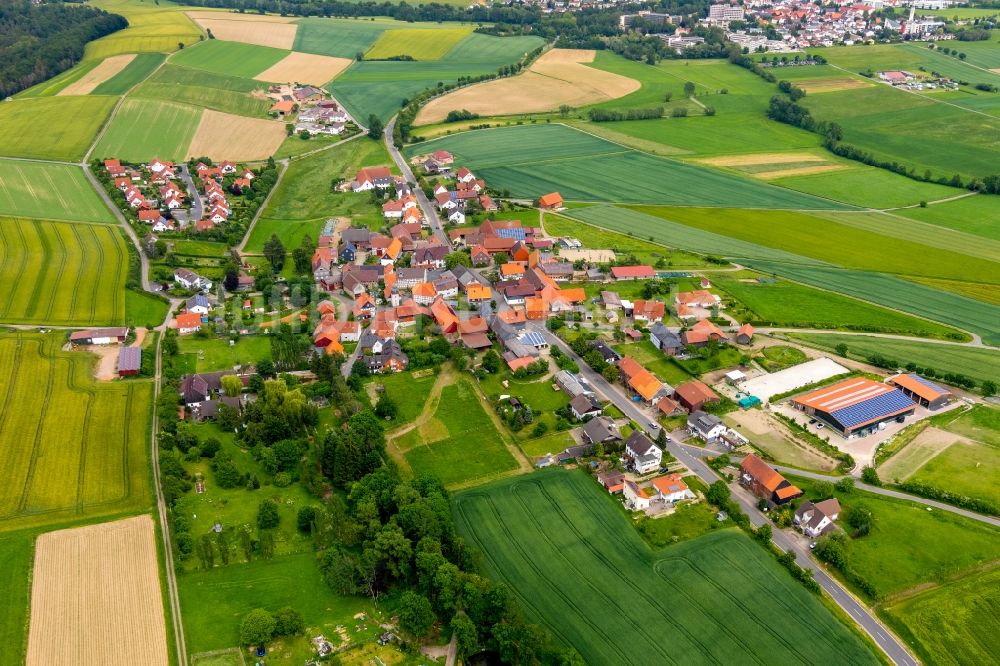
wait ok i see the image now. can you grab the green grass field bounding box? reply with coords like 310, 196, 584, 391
369, 371, 437, 428
0, 218, 126, 326
0, 162, 113, 223
85, 0, 202, 60
292, 17, 394, 58
169, 40, 288, 78
894, 195, 1000, 242
881, 566, 1000, 666
410, 124, 849, 208
91, 53, 167, 95
0, 96, 117, 161
176, 335, 271, 372
939, 405, 1000, 447
454, 471, 878, 664
92, 97, 202, 161
133, 64, 271, 117
398, 378, 517, 487
786, 333, 1000, 386
365, 27, 473, 60
126, 289, 171, 329
0, 333, 153, 533
773, 165, 961, 209
0, 527, 36, 666
906, 437, 1000, 506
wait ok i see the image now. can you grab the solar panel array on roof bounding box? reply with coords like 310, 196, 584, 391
518, 331, 546, 347
907, 373, 948, 395
118, 346, 142, 372
496, 228, 527, 240
830, 390, 914, 430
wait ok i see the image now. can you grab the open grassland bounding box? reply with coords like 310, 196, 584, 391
134, 65, 271, 117
178, 552, 368, 654
894, 195, 1000, 242
169, 40, 288, 79
889, 428, 999, 506
881, 567, 1000, 666
186, 11, 298, 49
27, 516, 167, 666
366, 26, 473, 60
0, 162, 113, 223
397, 379, 517, 487
634, 206, 1000, 285
93, 98, 202, 162
772, 166, 963, 209
91, 53, 166, 95
0, 97, 116, 161
454, 471, 878, 665
716, 277, 960, 339
417, 49, 640, 124
254, 52, 352, 85
57, 54, 135, 96
786, 333, 1000, 386
0, 218, 126, 326
293, 17, 396, 58
410, 124, 847, 208
0, 333, 153, 533
86, 0, 202, 60
0, 528, 36, 666
940, 405, 1000, 448
187, 110, 286, 161
244, 218, 329, 256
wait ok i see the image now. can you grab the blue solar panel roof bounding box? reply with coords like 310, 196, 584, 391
518, 331, 546, 347
907, 373, 948, 395
830, 390, 914, 429
496, 228, 527, 240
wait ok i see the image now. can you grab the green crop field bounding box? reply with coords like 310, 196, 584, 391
366, 27, 473, 60
773, 165, 961, 209
786, 333, 1000, 386
169, 40, 288, 79
397, 378, 517, 487
0, 218, 126, 326
895, 195, 1000, 242
0, 162, 113, 223
0, 96, 117, 161
454, 471, 878, 664
0, 527, 37, 666
292, 17, 394, 58
952, 32, 1000, 70
442, 33, 544, 65
85, 0, 202, 60
410, 124, 848, 208
91, 53, 167, 95
882, 567, 1000, 666
92, 97, 202, 161
133, 65, 271, 117
0, 332, 153, 533
15, 59, 102, 97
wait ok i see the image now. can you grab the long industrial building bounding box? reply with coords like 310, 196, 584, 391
791, 377, 916, 436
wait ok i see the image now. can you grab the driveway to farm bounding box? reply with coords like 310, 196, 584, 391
384, 116, 449, 246
543, 327, 920, 666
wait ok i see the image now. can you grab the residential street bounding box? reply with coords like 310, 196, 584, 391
384, 116, 449, 246
177, 163, 204, 222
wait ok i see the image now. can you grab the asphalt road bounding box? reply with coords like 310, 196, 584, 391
177, 164, 204, 222
543, 328, 919, 666
384, 116, 449, 246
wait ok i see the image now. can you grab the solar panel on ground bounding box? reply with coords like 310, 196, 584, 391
830, 390, 913, 429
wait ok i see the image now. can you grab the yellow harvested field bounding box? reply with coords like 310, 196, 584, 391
755, 164, 846, 179
187, 12, 298, 49
794, 77, 873, 93
58, 54, 136, 95
255, 52, 353, 85
187, 109, 286, 160
415, 48, 640, 125
700, 152, 828, 167
26, 515, 167, 666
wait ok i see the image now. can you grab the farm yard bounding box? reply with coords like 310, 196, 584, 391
0, 161, 114, 223
92, 97, 202, 162
26, 515, 167, 666
0, 218, 126, 326
0, 333, 153, 533
0, 96, 117, 161
454, 471, 879, 665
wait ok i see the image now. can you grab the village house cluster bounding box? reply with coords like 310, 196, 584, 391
267, 84, 355, 136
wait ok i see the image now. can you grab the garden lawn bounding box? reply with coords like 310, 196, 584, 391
370, 371, 436, 428
176, 335, 272, 372
612, 340, 692, 386
168, 40, 288, 79
635, 499, 722, 548
407, 124, 848, 208
519, 431, 575, 458
133, 65, 271, 117
0, 333, 153, 533
399, 379, 516, 487
0, 96, 117, 161
0, 163, 114, 223
92, 97, 202, 162
0, 218, 126, 325
91, 53, 166, 95
365, 27, 473, 60
454, 471, 878, 665
786, 334, 1000, 386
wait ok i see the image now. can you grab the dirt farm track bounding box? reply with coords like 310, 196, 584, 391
26, 515, 168, 666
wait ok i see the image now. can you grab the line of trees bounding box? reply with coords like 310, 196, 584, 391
587, 106, 664, 122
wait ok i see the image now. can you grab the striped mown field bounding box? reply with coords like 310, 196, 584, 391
0, 333, 153, 533
0, 160, 113, 223
0, 218, 126, 326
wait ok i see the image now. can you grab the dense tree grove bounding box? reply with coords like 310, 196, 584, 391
0, 0, 127, 97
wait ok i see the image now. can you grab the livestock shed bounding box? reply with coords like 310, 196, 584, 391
887, 373, 953, 409
117, 347, 142, 377
791, 377, 916, 436
69, 327, 129, 345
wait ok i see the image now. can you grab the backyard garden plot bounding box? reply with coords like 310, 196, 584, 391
85, 0, 202, 60
416, 49, 641, 124
91, 53, 166, 95
0, 162, 113, 223
169, 40, 289, 79
57, 54, 136, 96
454, 472, 878, 665
134, 64, 270, 117
412, 124, 847, 208
0, 219, 126, 326
93, 97, 202, 162
26, 516, 167, 666
254, 52, 352, 85
366, 26, 473, 60
186, 11, 298, 49
187, 110, 287, 161
0, 96, 116, 161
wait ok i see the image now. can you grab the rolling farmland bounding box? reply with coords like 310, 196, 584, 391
92, 98, 202, 161
0, 161, 114, 223
895, 195, 1000, 242
0, 528, 36, 666
0, 97, 117, 161
292, 17, 394, 58
85, 0, 202, 60
133, 65, 271, 117
0, 333, 153, 533
91, 53, 167, 95
454, 471, 878, 665
168, 40, 289, 79
366, 27, 474, 60
0, 218, 126, 326
411, 125, 848, 208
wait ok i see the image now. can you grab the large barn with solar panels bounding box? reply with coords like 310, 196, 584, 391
791, 377, 917, 436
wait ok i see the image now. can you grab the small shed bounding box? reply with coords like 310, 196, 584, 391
725, 369, 746, 384
117, 347, 142, 377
